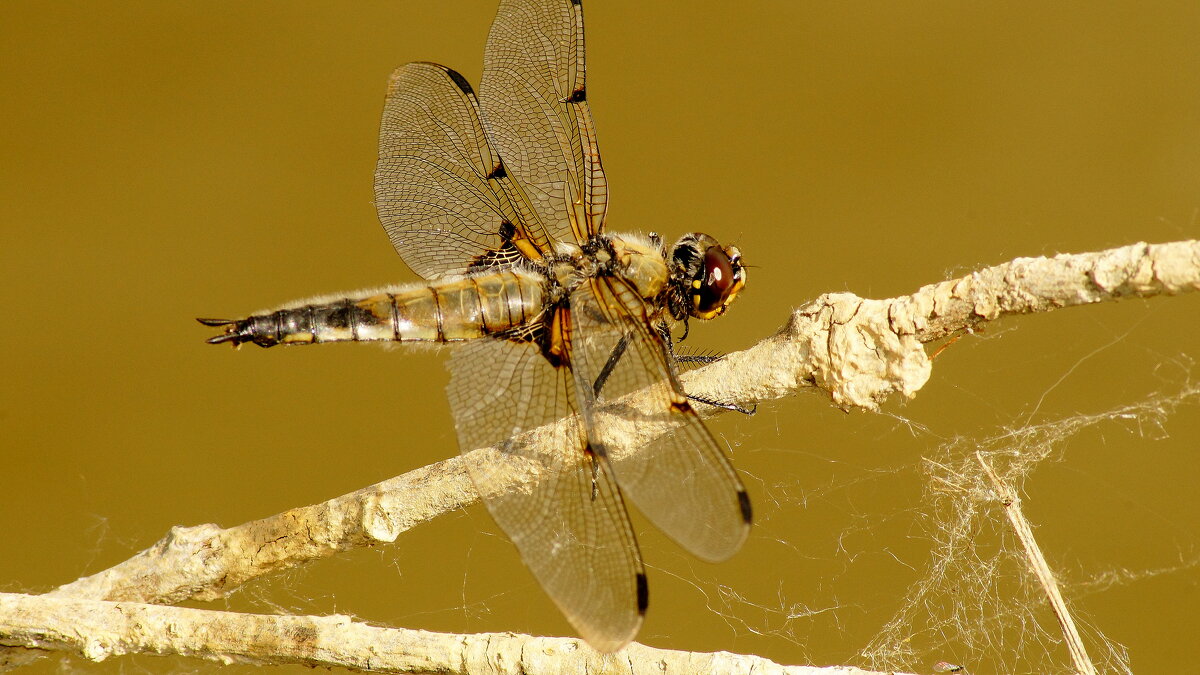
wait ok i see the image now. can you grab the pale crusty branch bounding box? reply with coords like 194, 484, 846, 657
0, 593, 910, 675
47, 459, 476, 605
691, 239, 1200, 411
0, 462, 479, 670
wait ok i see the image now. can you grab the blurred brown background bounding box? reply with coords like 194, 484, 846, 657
2, 1, 1198, 673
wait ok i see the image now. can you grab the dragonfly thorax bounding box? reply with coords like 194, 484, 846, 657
604, 233, 670, 303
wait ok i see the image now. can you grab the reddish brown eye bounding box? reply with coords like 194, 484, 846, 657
693, 245, 747, 319
696, 247, 734, 314
674, 234, 746, 320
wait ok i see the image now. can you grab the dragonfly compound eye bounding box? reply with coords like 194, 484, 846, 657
691, 244, 746, 320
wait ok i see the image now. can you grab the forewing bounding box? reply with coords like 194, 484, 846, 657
568, 280, 752, 562
375, 62, 552, 279
480, 0, 607, 243
446, 339, 645, 652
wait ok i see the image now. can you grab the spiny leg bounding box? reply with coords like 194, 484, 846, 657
674, 354, 721, 365
687, 392, 756, 415
656, 323, 755, 416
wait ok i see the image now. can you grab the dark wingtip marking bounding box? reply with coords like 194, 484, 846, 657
586, 441, 609, 459
737, 490, 753, 525
486, 162, 507, 179
444, 68, 476, 97
669, 399, 693, 414
566, 87, 586, 103
635, 573, 649, 614
570, 0, 581, 5
196, 317, 233, 326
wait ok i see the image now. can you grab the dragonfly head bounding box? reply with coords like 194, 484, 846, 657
670, 233, 746, 320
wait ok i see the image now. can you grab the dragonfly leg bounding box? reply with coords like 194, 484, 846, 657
674, 354, 721, 365
658, 322, 721, 363
592, 333, 630, 399
688, 393, 757, 416
656, 323, 755, 416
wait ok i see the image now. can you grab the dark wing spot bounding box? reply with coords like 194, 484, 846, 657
540, 347, 565, 369
495, 322, 542, 345
486, 162, 507, 180
737, 490, 753, 525
467, 242, 526, 271
444, 68, 476, 97
669, 399, 693, 414
565, 87, 586, 103
635, 573, 649, 614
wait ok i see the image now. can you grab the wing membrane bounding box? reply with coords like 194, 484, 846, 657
480, 0, 607, 243
375, 62, 553, 279
446, 339, 645, 652
568, 280, 752, 562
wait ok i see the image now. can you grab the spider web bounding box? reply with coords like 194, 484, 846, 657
630, 345, 1200, 674
855, 378, 1200, 674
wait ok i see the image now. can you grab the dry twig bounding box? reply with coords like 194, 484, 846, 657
976, 453, 1098, 675
0, 593, 908, 675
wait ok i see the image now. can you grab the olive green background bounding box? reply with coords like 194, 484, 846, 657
2, 1, 1198, 673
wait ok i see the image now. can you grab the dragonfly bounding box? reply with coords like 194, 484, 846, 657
200, 0, 751, 652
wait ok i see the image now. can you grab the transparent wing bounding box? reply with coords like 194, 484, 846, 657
375, 62, 555, 279
480, 0, 607, 243
446, 339, 645, 652
568, 279, 752, 562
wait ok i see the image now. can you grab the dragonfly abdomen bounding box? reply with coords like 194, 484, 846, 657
200, 270, 545, 348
